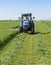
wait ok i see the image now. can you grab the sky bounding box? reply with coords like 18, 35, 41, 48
0, 0, 51, 20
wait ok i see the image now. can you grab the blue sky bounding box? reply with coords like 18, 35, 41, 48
0, 0, 51, 20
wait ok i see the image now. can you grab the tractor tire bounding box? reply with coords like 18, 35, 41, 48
19, 27, 23, 33
31, 22, 35, 34
31, 27, 34, 34
24, 30, 27, 33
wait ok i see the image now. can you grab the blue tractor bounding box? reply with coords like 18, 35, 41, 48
19, 13, 35, 34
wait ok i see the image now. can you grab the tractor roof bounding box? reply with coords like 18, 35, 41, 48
22, 13, 32, 16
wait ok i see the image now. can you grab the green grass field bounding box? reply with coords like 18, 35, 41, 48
0, 21, 19, 50
0, 21, 51, 65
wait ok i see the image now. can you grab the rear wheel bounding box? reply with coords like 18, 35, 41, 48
31, 22, 35, 34
31, 27, 34, 34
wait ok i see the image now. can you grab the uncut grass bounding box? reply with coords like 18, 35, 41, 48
0, 31, 18, 50
0, 20, 19, 29
0, 21, 19, 50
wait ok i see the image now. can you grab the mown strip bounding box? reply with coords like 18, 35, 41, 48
0, 33, 27, 65
35, 22, 51, 65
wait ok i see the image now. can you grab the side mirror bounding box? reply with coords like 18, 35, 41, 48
33, 17, 35, 19
18, 17, 21, 20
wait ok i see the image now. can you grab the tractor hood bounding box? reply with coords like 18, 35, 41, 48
23, 20, 29, 30
23, 21, 29, 25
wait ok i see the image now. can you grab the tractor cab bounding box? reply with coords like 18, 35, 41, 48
19, 13, 35, 34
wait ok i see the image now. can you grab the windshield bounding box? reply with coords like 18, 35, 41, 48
22, 16, 30, 21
